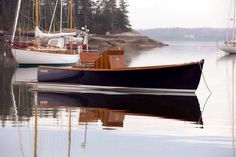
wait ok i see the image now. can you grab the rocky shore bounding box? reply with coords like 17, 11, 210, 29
0, 30, 167, 53
88, 31, 167, 52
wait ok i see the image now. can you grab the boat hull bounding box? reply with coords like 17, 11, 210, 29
11, 48, 79, 65
218, 42, 236, 54
38, 60, 204, 91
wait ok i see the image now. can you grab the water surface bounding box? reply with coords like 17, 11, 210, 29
0, 41, 235, 157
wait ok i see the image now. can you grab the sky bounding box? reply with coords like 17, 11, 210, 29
128, 0, 231, 29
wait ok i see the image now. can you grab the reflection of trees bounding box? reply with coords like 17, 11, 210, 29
0, 44, 17, 127
0, 45, 35, 127
12, 85, 35, 123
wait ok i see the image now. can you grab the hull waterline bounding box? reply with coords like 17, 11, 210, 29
11, 48, 79, 65
218, 42, 236, 54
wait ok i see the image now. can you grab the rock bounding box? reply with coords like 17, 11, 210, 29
88, 31, 167, 52
105, 32, 111, 36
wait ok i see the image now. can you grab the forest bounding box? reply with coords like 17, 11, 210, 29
0, 0, 131, 35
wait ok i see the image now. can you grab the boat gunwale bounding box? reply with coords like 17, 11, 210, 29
38, 59, 204, 72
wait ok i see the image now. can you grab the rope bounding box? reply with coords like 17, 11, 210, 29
197, 61, 212, 125
199, 61, 212, 95
198, 90, 212, 125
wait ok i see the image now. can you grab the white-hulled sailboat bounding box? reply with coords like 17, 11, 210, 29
11, 0, 83, 65
218, 0, 236, 54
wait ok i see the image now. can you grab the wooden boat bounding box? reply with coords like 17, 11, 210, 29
10, 0, 83, 65
38, 49, 204, 93
11, 47, 80, 65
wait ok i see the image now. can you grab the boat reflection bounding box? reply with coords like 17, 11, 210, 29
37, 91, 203, 126
11, 67, 38, 83
217, 54, 236, 157
217, 54, 236, 63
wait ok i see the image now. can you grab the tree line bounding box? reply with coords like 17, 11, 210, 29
0, 0, 131, 35
139, 28, 227, 41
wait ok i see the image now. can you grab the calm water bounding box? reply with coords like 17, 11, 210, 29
0, 41, 235, 157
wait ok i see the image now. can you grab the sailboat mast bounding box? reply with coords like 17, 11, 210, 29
233, 0, 236, 41
69, 0, 73, 32
11, 0, 22, 43
35, 0, 39, 27
60, 0, 63, 33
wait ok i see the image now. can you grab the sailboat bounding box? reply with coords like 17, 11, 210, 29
11, 0, 83, 65
218, 0, 236, 54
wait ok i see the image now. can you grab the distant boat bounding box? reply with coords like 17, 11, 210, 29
218, 42, 236, 54
218, 0, 236, 54
37, 49, 204, 93
11, 0, 84, 65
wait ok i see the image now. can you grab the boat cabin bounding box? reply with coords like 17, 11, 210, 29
78, 49, 126, 69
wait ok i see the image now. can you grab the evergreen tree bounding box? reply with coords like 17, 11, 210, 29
74, 0, 80, 29
92, 0, 108, 34
0, 0, 132, 34
117, 0, 131, 31
106, 0, 117, 31
0, 0, 17, 31
77, 0, 94, 31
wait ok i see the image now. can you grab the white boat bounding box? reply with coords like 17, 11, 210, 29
11, 0, 83, 65
11, 48, 80, 65
218, 42, 236, 54
219, 0, 236, 54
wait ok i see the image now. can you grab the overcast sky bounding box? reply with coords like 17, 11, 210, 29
128, 0, 231, 29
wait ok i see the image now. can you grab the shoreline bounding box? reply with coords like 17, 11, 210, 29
0, 30, 167, 53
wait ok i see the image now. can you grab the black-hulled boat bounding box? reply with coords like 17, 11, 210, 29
37, 91, 202, 124
38, 49, 204, 93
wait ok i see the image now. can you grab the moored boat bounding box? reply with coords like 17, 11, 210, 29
218, 0, 236, 54
218, 42, 236, 54
11, 47, 80, 65
10, 0, 83, 66
38, 49, 204, 93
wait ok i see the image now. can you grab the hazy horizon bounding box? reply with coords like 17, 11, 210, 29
128, 0, 231, 29
138, 27, 227, 41
136, 27, 229, 30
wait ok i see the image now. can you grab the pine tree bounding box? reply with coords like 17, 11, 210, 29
77, 0, 94, 32
118, 0, 131, 31
107, 0, 117, 31
74, 0, 80, 29
92, 0, 108, 34
0, 0, 17, 31
0, 0, 132, 34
